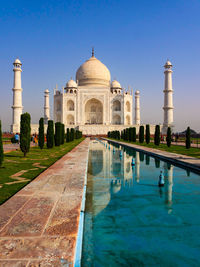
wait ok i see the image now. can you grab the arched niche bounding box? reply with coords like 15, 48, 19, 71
126, 101, 131, 112
113, 100, 121, 111
85, 98, 103, 124
126, 115, 130, 125
67, 100, 74, 111
113, 114, 121, 125
67, 114, 74, 125
56, 114, 61, 122
56, 100, 61, 111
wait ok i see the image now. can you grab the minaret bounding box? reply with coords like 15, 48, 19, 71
134, 90, 140, 125
163, 60, 174, 134
11, 58, 23, 133
44, 89, 50, 124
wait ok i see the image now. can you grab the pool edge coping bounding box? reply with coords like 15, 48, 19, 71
73, 142, 90, 267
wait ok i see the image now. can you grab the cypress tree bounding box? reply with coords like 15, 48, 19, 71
108, 131, 110, 138
139, 126, 144, 143
38, 118, 44, 149
128, 128, 132, 141
125, 128, 129, 141
120, 130, 124, 140
154, 125, 160, 146
166, 127, 172, 147
47, 120, 54, 148
20, 112, 31, 157
61, 124, 65, 144
133, 127, 136, 142
55, 122, 61, 146
66, 128, 70, 142
145, 124, 150, 144
70, 128, 75, 141
123, 129, 126, 140
0, 120, 4, 167
186, 127, 191, 149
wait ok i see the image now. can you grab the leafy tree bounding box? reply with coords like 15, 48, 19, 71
145, 124, 150, 144
154, 125, 160, 146
47, 120, 54, 148
133, 127, 136, 142
20, 112, 31, 157
139, 126, 144, 143
38, 118, 44, 149
66, 128, 70, 142
186, 127, 191, 149
0, 120, 4, 167
55, 122, 61, 146
166, 127, 172, 147
108, 131, 110, 138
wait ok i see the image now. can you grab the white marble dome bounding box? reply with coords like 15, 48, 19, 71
111, 80, 121, 89
66, 79, 77, 88
76, 55, 111, 87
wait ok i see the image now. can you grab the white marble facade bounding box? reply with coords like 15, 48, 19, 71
54, 51, 134, 135
11, 52, 173, 135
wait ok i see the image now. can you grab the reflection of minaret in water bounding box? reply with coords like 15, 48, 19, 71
135, 151, 140, 183
163, 163, 174, 205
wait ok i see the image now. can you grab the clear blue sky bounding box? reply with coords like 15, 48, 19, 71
0, 0, 200, 132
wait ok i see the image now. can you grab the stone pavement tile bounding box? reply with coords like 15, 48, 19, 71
0, 196, 55, 237
0, 196, 29, 230
0, 236, 75, 261
0, 260, 28, 267
44, 194, 82, 236
0, 138, 90, 264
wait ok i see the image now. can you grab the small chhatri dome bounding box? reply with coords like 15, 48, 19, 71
76, 50, 111, 87
164, 60, 172, 68
66, 79, 77, 88
135, 90, 140, 95
111, 80, 121, 89
44, 89, 49, 93
14, 58, 22, 65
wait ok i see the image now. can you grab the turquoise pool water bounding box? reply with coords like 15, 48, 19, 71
82, 140, 200, 267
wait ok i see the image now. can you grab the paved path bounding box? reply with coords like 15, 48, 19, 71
105, 139, 200, 173
0, 138, 90, 266
3, 143, 19, 153
3, 143, 37, 153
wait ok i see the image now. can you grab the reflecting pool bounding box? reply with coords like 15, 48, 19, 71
82, 140, 200, 267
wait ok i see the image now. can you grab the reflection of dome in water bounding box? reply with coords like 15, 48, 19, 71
93, 190, 111, 216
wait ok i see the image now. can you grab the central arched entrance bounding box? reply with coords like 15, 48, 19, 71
85, 98, 103, 124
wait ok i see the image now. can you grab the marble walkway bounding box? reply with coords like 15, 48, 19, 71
106, 139, 200, 173
0, 138, 90, 267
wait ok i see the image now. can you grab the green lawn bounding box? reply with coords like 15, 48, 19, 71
0, 138, 84, 205
108, 139, 200, 159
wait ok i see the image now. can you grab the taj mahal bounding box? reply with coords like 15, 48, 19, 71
11, 49, 174, 135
